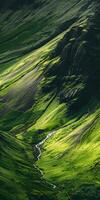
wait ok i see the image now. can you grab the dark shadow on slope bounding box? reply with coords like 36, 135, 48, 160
42, 9, 100, 113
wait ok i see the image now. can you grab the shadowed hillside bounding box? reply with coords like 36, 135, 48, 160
0, 0, 100, 200
0, 0, 43, 9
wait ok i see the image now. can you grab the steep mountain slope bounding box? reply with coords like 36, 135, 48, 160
0, 0, 100, 200
0, 0, 93, 64
0, 131, 56, 200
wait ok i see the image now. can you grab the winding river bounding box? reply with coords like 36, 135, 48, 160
34, 131, 56, 189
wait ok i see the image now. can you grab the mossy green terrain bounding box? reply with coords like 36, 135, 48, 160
38, 108, 100, 199
0, 0, 100, 200
0, 131, 57, 200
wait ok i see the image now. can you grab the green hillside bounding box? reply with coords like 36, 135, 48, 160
0, 131, 56, 200
0, 0, 100, 200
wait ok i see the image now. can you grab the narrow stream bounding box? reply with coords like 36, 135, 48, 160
33, 131, 56, 189
35, 131, 55, 160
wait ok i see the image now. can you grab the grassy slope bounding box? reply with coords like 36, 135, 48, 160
0, 0, 100, 200
0, 131, 57, 200
0, 0, 91, 65
38, 107, 100, 199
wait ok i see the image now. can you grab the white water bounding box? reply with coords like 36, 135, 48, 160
34, 131, 56, 189
35, 131, 55, 160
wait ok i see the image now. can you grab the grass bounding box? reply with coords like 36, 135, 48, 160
37, 107, 100, 199
30, 99, 67, 131
0, 131, 57, 200
0, 0, 100, 200
0, 31, 66, 133
0, 0, 85, 64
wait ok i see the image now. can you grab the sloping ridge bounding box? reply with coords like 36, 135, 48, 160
0, 0, 100, 200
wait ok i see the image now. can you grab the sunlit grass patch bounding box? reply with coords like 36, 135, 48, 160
38, 109, 100, 189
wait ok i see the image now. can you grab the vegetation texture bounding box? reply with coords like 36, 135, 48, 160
0, 0, 100, 200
